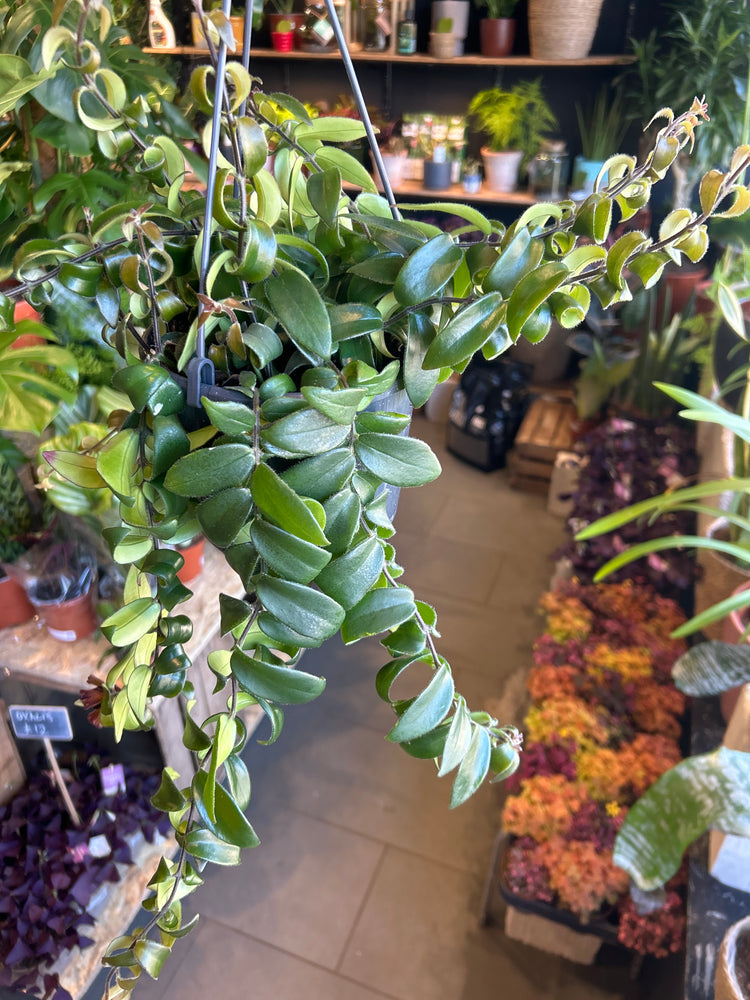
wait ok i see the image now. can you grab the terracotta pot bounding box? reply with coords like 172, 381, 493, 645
716, 915, 750, 1000
0, 574, 34, 629
657, 261, 710, 320
33, 590, 98, 642
177, 536, 205, 584
479, 17, 515, 57
229, 15, 245, 48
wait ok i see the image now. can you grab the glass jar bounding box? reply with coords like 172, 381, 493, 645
362, 0, 391, 51
529, 139, 569, 199
297, 2, 339, 51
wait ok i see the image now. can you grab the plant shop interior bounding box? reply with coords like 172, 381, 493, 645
1, 0, 750, 999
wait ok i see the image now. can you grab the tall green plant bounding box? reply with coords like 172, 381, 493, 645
3, 0, 750, 992
575, 85, 629, 162
472, 0, 518, 20
468, 79, 557, 160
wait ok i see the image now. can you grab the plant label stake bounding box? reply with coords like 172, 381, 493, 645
8, 705, 81, 827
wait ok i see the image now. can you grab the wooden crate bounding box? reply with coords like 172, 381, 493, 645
509, 396, 576, 493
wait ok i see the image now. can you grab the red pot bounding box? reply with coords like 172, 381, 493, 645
479, 17, 515, 57
271, 30, 294, 51
0, 575, 34, 629
177, 536, 205, 584
34, 590, 98, 642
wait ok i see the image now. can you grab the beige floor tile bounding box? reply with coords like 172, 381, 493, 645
253, 719, 499, 877
135, 919, 396, 1000
194, 806, 384, 969
394, 530, 503, 605
340, 847, 558, 1000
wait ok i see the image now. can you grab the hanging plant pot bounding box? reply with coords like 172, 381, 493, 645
527, 0, 604, 60
481, 148, 523, 192
479, 18, 515, 57
716, 915, 750, 1000
0, 573, 34, 629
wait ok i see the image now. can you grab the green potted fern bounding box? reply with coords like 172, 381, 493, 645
468, 79, 557, 192
3, 0, 749, 989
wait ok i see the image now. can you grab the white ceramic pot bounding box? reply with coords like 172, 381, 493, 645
374, 153, 407, 190
481, 148, 523, 193
430, 0, 469, 54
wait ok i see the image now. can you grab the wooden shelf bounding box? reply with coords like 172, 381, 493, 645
143, 45, 635, 67
383, 178, 536, 206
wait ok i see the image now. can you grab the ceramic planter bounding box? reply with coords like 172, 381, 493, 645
569, 155, 605, 201
430, 0, 469, 54
716, 915, 750, 999
423, 159, 452, 190
479, 18, 515, 57
480, 147, 522, 193
374, 153, 407, 190
0, 574, 34, 629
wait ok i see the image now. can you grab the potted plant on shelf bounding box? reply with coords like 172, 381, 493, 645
264, 0, 302, 38
5, 0, 749, 989
527, 0, 605, 60
473, 0, 518, 58
269, 15, 294, 49
429, 16, 455, 58
571, 85, 629, 201
468, 78, 557, 192
0, 452, 37, 630
430, 0, 468, 55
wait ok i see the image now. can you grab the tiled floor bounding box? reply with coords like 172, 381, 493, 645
91, 413, 685, 1000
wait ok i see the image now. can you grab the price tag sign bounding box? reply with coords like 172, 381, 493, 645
8, 705, 73, 741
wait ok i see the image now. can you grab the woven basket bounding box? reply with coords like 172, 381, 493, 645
528, 0, 604, 60
716, 916, 750, 1000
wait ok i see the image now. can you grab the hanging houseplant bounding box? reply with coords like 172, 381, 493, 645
3, 0, 749, 992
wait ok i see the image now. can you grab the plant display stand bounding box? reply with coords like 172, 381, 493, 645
508, 395, 577, 493
504, 905, 604, 964
0, 545, 262, 779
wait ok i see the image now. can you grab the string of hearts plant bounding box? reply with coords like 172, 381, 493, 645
3, 0, 749, 994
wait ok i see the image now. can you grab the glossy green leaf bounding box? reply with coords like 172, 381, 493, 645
112, 364, 184, 416
183, 828, 241, 865
606, 231, 649, 290
404, 313, 439, 407
341, 586, 416, 643
262, 406, 351, 456
400, 721, 451, 760
613, 748, 750, 890
151, 415, 191, 479
627, 250, 671, 289
423, 293, 504, 369
307, 167, 342, 228
164, 445, 254, 497
316, 536, 384, 608
251, 462, 328, 545
437, 697, 472, 777
201, 397, 255, 435
256, 577, 344, 642
506, 262, 569, 341
100, 598, 160, 647
315, 145, 377, 192
450, 724, 491, 807
219, 594, 254, 635
300, 386, 368, 425
387, 663, 454, 743
280, 450, 356, 501
224, 753, 252, 810
571, 193, 613, 244
126, 664, 150, 723
150, 769, 186, 812
322, 489, 360, 555
183, 711, 212, 753
265, 270, 331, 361
133, 940, 171, 980
355, 433, 440, 487
394, 233, 463, 306
192, 771, 260, 848
96, 429, 139, 498
231, 647, 326, 703
483, 228, 542, 297
197, 488, 253, 547
43, 451, 107, 489
250, 519, 331, 584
